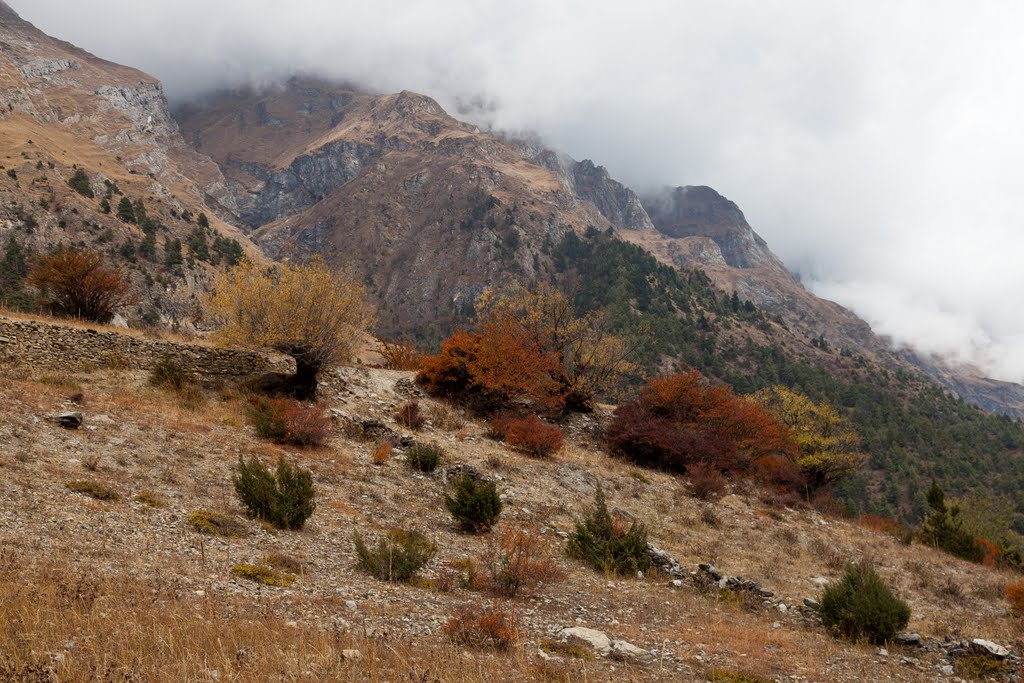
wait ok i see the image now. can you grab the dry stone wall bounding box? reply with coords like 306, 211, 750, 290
0, 316, 281, 379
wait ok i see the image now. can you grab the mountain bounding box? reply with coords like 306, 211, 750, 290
176, 79, 631, 338
0, 2, 256, 323
0, 3, 1021, 528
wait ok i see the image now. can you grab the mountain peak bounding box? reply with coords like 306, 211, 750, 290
641, 185, 774, 269
0, 1, 25, 24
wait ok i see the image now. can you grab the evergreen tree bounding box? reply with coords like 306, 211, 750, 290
164, 238, 183, 267
116, 196, 135, 223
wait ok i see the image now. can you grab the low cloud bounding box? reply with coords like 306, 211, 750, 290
12, 0, 1024, 381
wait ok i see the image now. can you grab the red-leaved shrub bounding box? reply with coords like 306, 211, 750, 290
478, 525, 564, 597
443, 602, 517, 650
607, 369, 796, 480
503, 415, 565, 457
247, 396, 332, 447
1006, 582, 1024, 614
686, 463, 727, 500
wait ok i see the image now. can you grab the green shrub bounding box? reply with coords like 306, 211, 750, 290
917, 481, 985, 563
406, 441, 442, 473
567, 485, 651, 575
148, 357, 190, 392
354, 529, 436, 582
232, 455, 316, 530
67, 168, 94, 198
445, 475, 502, 532
818, 562, 910, 644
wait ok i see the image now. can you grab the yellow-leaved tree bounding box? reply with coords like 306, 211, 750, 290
205, 258, 375, 399
752, 385, 866, 496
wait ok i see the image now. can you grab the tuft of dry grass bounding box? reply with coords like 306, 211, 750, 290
186, 510, 247, 537
65, 480, 119, 502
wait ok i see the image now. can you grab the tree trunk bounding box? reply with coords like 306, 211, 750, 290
248, 350, 320, 400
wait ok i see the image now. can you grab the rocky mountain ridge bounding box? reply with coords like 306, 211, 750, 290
0, 2, 260, 324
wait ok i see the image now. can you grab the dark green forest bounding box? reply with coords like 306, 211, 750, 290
553, 229, 1024, 532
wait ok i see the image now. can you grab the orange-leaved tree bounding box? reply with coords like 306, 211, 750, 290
27, 247, 134, 323
417, 284, 632, 413
205, 258, 375, 399
606, 368, 798, 479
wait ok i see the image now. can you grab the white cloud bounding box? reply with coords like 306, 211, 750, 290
10, 0, 1024, 382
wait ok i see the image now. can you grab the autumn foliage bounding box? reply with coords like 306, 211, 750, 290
607, 369, 797, 480
28, 248, 134, 323
752, 386, 866, 494
1006, 582, 1024, 614
502, 415, 565, 457
443, 602, 517, 650
205, 259, 375, 399
416, 285, 631, 413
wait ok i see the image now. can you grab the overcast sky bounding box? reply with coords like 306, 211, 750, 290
12, 0, 1024, 382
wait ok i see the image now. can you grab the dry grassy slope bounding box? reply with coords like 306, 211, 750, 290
0, 326, 1020, 682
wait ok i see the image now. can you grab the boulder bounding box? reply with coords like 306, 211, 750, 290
48, 412, 83, 429
895, 632, 922, 647
610, 639, 654, 664
559, 627, 611, 656
970, 639, 1009, 660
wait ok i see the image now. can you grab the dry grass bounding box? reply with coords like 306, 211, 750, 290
0, 349, 1020, 683
0, 557, 618, 682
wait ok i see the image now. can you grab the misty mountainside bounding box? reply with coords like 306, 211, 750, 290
173, 78, 1024, 529
0, 1, 257, 324
0, 0, 1021, 531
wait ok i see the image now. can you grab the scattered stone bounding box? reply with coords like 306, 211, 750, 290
341, 649, 362, 661
803, 598, 821, 610
91, 414, 115, 426
610, 639, 654, 664
939, 664, 954, 676
345, 600, 357, 610
559, 627, 611, 657
876, 648, 888, 657
895, 632, 922, 647
970, 639, 1009, 660
443, 464, 486, 485
698, 563, 723, 581
47, 412, 82, 429
649, 544, 686, 578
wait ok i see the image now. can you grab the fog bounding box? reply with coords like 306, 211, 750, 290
12, 0, 1024, 381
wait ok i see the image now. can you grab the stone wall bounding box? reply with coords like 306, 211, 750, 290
0, 316, 281, 379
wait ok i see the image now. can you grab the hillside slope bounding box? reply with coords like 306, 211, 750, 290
0, 1, 257, 324
0, 321, 1020, 681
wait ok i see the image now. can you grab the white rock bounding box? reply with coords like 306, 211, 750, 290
559, 627, 611, 656
611, 639, 653, 663
970, 639, 1009, 659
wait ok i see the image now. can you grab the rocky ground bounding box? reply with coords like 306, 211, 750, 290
0, 353, 1021, 682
